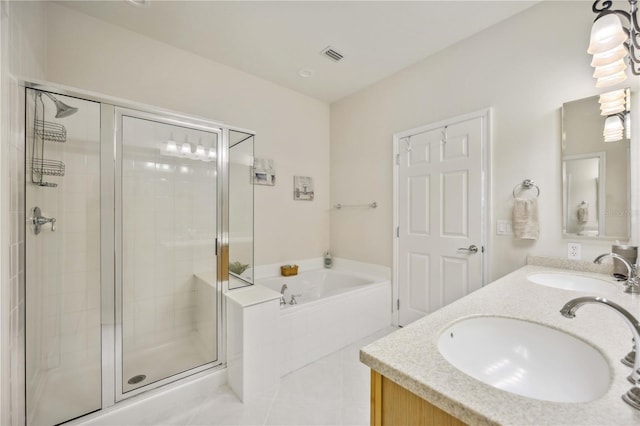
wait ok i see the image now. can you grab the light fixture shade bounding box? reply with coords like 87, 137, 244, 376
591, 44, 628, 67
588, 14, 628, 54
166, 140, 177, 154
600, 105, 626, 115
596, 69, 628, 87
195, 144, 205, 158
181, 142, 191, 156
604, 115, 624, 132
599, 88, 626, 103
604, 128, 624, 140
600, 99, 625, 108
603, 128, 623, 134
604, 132, 623, 140
604, 129, 623, 134
593, 58, 627, 78
604, 129, 623, 137
208, 148, 216, 159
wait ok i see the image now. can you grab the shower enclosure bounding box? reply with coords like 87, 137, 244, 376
23, 84, 254, 425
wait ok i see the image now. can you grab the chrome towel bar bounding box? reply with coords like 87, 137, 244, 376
333, 202, 377, 210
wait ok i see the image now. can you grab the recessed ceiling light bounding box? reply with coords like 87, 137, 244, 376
126, 0, 150, 7
298, 68, 314, 78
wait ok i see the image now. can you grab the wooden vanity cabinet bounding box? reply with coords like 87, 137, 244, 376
370, 371, 466, 426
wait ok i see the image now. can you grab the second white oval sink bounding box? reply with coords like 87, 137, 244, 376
527, 272, 616, 293
437, 316, 610, 403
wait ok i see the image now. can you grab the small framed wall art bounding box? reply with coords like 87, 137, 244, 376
293, 176, 314, 201
252, 158, 275, 186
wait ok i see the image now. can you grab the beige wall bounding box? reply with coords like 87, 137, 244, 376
43, 2, 331, 266
330, 1, 640, 281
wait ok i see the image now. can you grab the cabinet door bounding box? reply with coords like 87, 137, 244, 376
370, 371, 466, 426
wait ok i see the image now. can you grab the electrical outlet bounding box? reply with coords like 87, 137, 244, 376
568, 243, 582, 260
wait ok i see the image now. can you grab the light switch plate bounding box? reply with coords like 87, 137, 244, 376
496, 220, 513, 235
568, 243, 581, 260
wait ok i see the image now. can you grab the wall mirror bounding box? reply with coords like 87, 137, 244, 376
228, 129, 255, 289
562, 90, 630, 240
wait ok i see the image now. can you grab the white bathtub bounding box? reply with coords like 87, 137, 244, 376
257, 268, 391, 376
259, 269, 375, 306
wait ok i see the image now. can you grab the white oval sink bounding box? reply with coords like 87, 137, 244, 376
438, 316, 610, 403
527, 272, 616, 293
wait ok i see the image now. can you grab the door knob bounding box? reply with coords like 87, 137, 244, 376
457, 245, 479, 254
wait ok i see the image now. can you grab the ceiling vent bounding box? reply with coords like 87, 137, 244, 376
321, 46, 344, 62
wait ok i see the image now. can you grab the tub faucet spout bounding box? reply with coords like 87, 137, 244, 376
280, 284, 288, 306
560, 296, 640, 410
594, 253, 640, 294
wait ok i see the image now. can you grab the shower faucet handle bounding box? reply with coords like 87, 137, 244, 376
31, 206, 56, 234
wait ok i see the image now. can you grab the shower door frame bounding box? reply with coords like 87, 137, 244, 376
113, 106, 226, 402
22, 81, 239, 414
113, 106, 228, 402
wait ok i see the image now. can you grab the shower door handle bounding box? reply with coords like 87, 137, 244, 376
31, 206, 56, 234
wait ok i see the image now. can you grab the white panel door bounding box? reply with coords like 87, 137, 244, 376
397, 115, 486, 326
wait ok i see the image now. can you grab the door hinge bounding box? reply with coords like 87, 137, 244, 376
396, 226, 399, 238
395, 153, 400, 165
397, 299, 400, 310
482, 245, 485, 253
215, 237, 218, 256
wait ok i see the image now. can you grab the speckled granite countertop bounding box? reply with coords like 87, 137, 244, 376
360, 263, 640, 425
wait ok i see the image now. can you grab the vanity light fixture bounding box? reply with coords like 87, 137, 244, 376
599, 88, 630, 142
160, 138, 215, 163
587, 1, 640, 87
195, 144, 206, 158
165, 139, 178, 154
165, 132, 177, 153
604, 114, 625, 141
598, 88, 628, 115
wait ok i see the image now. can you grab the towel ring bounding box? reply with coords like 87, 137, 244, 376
512, 179, 540, 198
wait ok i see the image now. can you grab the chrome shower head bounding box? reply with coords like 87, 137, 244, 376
42, 92, 78, 118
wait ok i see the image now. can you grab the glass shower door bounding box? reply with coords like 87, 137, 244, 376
117, 110, 221, 397
25, 89, 102, 425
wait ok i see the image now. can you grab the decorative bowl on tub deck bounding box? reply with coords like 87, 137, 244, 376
280, 264, 298, 276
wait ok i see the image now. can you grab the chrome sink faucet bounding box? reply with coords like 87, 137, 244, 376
280, 284, 288, 306
594, 253, 640, 294
560, 296, 640, 410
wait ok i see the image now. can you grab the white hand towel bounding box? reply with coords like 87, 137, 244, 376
577, 202, 589, 224
512, 198, 539, 240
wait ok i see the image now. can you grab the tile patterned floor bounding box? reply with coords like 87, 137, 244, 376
158, 326, 399, 426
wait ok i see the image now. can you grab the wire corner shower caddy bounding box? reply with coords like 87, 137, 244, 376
30, 91, 70, 188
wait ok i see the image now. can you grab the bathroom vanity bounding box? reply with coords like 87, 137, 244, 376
361, 258, 640, 425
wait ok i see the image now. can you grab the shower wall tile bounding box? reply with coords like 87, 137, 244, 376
118, 120, 219, 380
21, 92, 104, 423
4, 1, 52, 421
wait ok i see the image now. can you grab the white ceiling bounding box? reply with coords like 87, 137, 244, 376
58, 1, 539, 103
